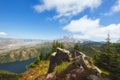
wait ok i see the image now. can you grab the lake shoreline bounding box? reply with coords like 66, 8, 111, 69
0, 58, 36, 74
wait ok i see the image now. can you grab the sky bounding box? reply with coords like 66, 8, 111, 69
0, 0, 120, 42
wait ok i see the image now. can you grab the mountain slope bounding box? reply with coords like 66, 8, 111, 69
0, 37, 45, 53
20, 48, 110, 80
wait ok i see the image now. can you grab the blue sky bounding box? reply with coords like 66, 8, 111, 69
0, 0, 120, 41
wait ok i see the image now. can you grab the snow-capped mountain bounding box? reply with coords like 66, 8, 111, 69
56, 36, 92, 43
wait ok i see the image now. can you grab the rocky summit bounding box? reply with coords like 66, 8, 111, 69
46, 48, 109, 80
20, 47, 110, 80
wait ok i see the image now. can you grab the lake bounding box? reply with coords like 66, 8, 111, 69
0, 58, 36, 74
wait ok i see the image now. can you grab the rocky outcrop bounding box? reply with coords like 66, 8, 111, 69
47, 48, 105, 80
48, 48, 101, 74
48, 48, 71, 73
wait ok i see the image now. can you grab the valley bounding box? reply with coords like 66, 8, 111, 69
0, 38, 119, 80
0, 37, 102, 64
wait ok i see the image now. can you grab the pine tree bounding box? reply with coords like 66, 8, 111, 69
95, 33, 120, 80
34, 56, 41, 65
51, 40, 64, 52
105, 33, 111, 53
74, 43, 80, 51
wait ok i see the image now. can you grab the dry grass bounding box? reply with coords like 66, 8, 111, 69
20, 60, 49, 80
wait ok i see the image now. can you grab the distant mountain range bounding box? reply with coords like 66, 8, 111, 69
0, 36, 104, 53
0, 37, 46, 53
56, 36, 100, 43
117, 39, 120, 43
0, 37, 105, 63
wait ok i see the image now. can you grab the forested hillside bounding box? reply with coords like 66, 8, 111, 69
0, 41, 102, 63
0, 43, 52, 63
0, 39, 120, 80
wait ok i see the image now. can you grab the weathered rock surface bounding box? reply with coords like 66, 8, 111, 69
46, 48, 109, 80
48, 48, 70, 73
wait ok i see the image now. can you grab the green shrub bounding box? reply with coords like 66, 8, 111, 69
55, 62, 69, 78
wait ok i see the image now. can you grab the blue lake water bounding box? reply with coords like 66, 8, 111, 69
0, 58, 36, 74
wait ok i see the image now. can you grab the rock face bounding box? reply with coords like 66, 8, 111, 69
47, 48, 104, 80
69, 68, 84, 80
48, 48, 101, 74
48, 48, 71, 73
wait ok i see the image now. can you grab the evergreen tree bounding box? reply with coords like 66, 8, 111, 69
51, 40, 64, 52
74, 43, 80, 51
105, 33, 111, 53
114, 43, 120, 54
34, 56, 41, 65
94, 33, 120, 80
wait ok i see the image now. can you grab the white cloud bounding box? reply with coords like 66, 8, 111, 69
0, 32, 7, 36
63, 16, 120, 41
112, 0, 120, 13
34, 0, 102, 18
104, 0, 120, 15
63, 16, 100, 33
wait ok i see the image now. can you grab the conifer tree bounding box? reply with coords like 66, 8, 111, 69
51, 40, 64, 52
95, 33, 120, 80
105, 33, 111, 53
74, 43, 80, 51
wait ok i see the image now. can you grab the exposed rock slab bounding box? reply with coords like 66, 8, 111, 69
47, 48, 104, 80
